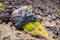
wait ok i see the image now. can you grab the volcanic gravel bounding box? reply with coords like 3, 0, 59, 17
0, 0, 60, 40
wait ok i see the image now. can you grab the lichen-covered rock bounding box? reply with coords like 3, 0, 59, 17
11, 5, 36, 30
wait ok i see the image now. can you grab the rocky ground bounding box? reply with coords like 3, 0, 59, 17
0, 0, 60, 40
0, 22, 57, 40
